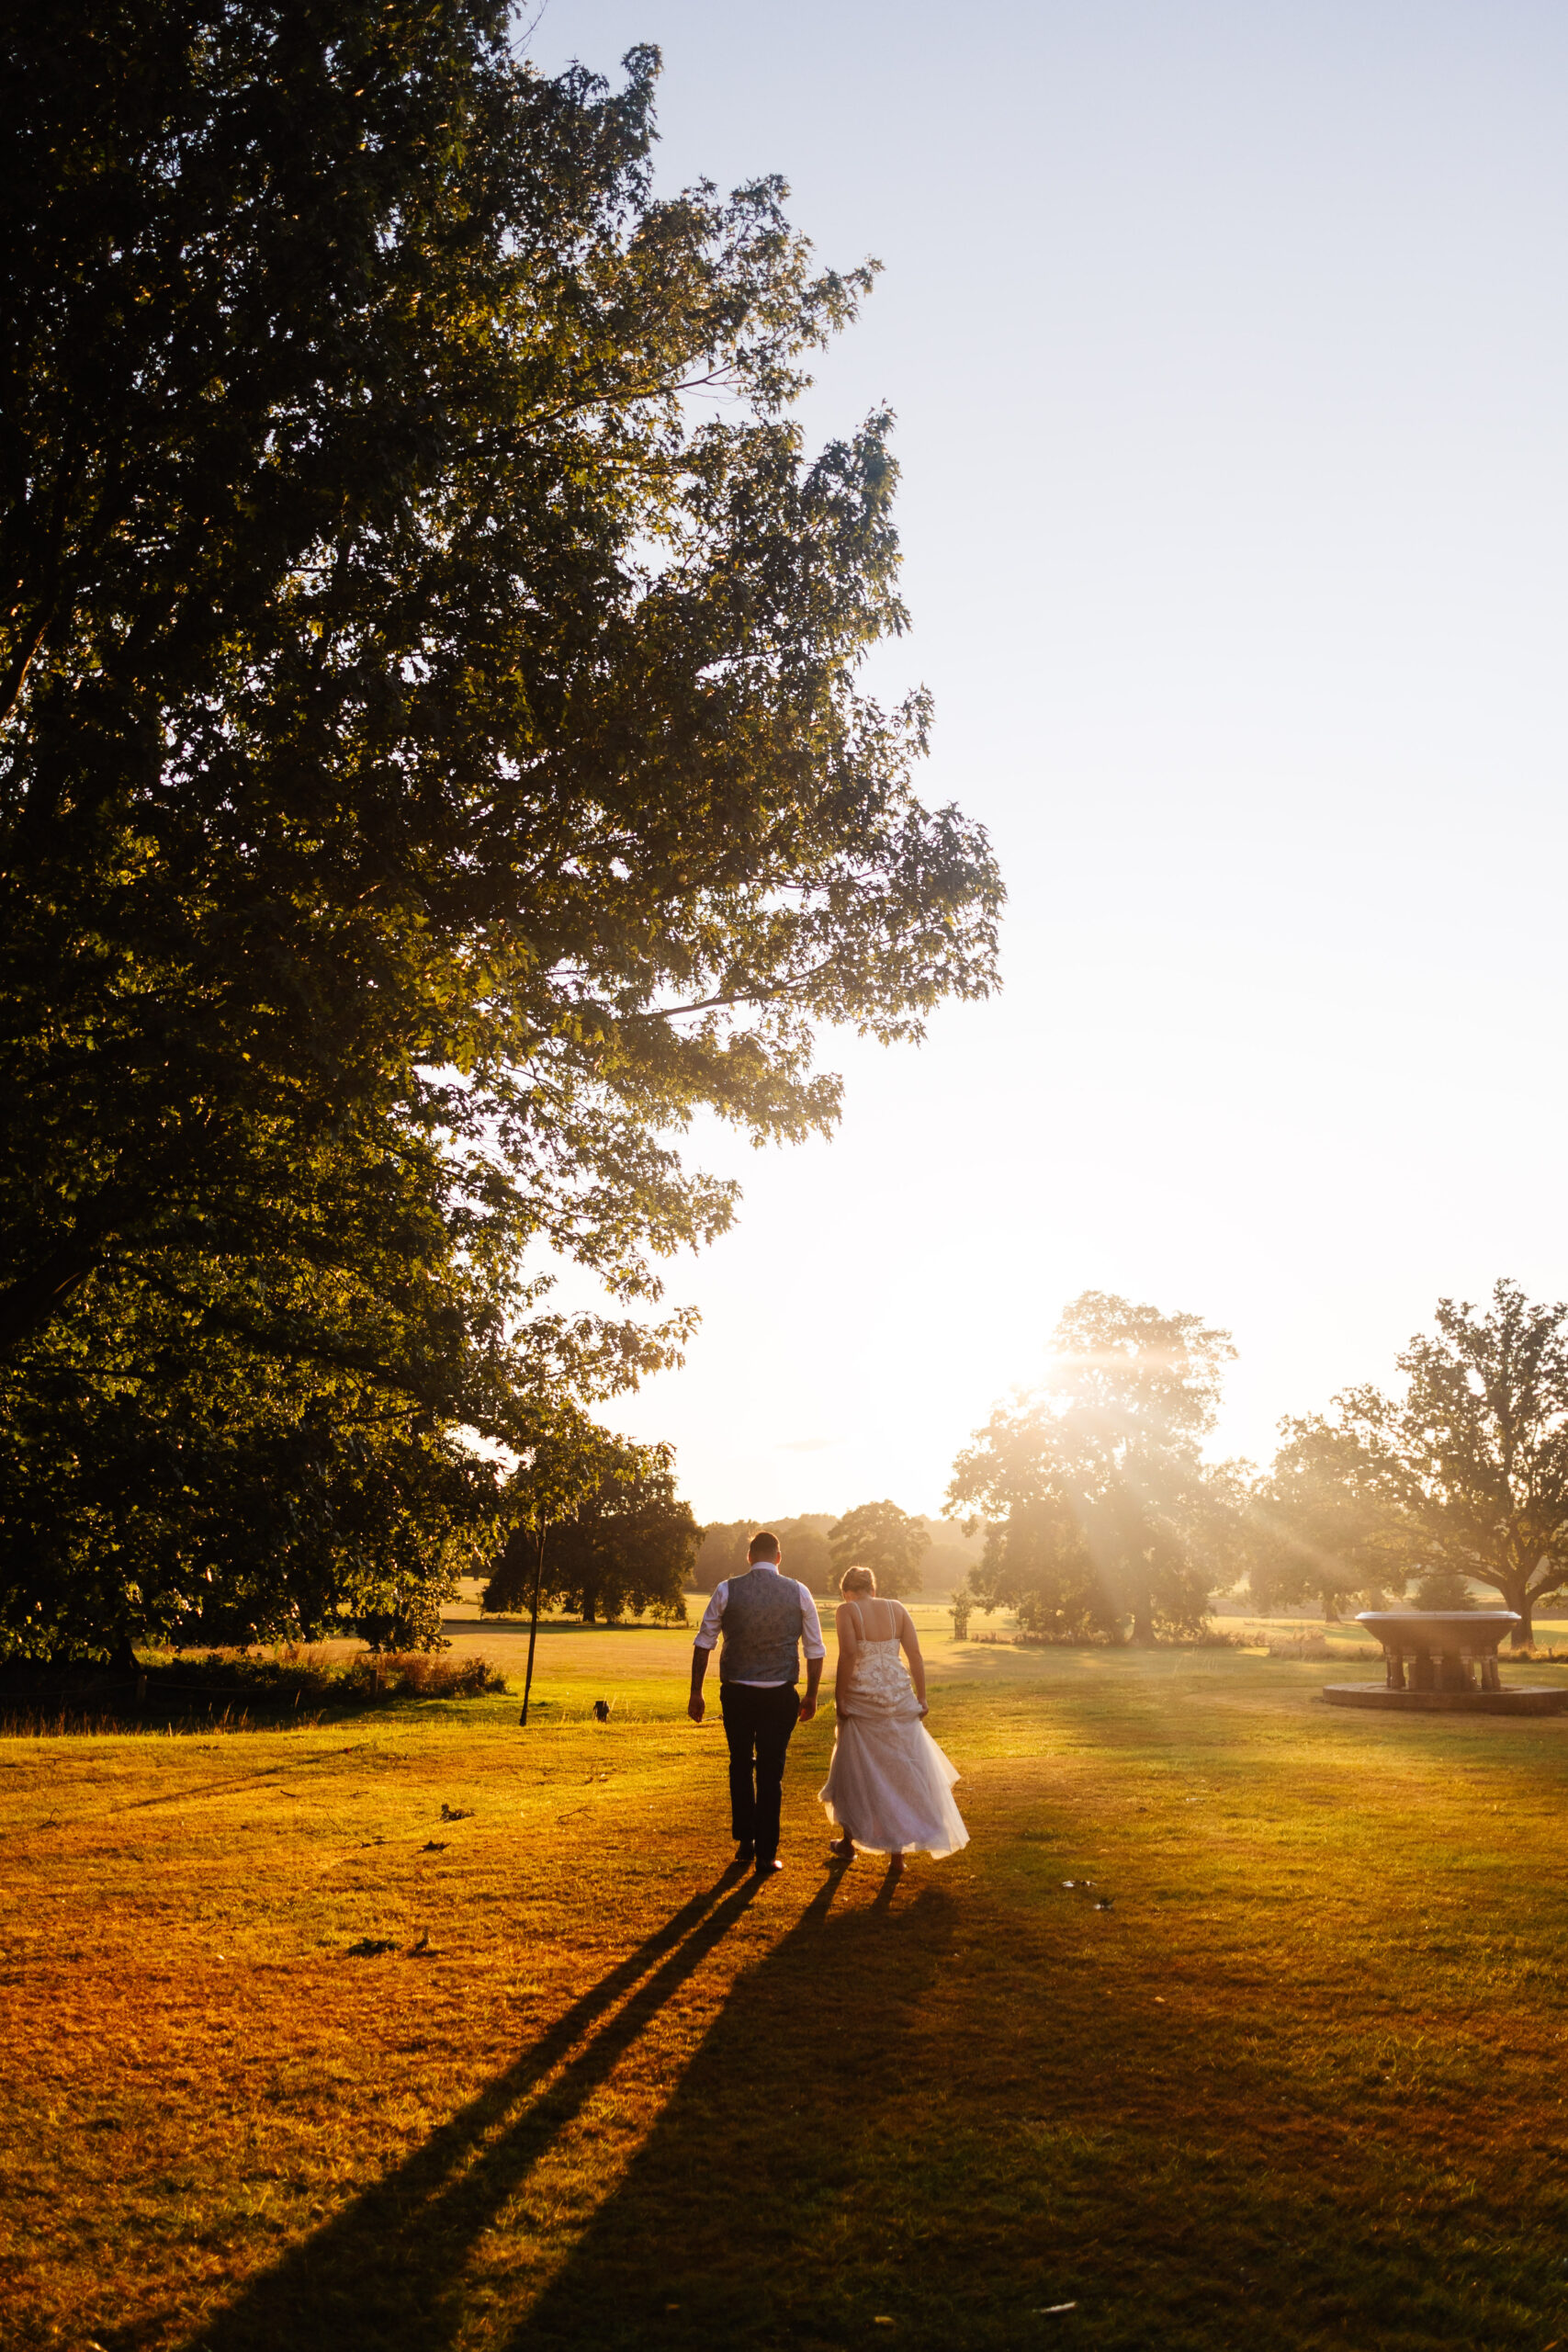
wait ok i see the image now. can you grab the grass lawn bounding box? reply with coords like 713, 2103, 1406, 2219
6, 1622, 1568, 2351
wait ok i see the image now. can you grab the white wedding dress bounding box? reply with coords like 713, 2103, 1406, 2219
819, 1600, 970, 1859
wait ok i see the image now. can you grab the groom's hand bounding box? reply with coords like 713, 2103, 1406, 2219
796, 1694, 816, 1724
687, 1693, 705, 1724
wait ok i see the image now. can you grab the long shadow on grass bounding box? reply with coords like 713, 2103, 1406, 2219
168, 1870, 765, 2352
511, 1863, 958, 2351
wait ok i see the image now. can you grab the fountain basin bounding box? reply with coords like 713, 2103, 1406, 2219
1323, 1610, 1568, 1714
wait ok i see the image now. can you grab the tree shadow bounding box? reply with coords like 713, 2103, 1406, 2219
162, 1867, 764, 2352
512, 1860, 957, 2348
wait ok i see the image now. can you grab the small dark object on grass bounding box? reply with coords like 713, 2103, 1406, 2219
420, 1840, 447, 1853
592, 1698, 612, 1721
439, 1804, 474, 1821
411, 1928, 431, 1954
346, 1938, 397, 1957
1094, 1898, 1114, 1911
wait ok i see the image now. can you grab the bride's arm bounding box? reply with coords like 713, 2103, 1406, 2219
833, 1603, 858, 1717
897, 1607, 929, 1713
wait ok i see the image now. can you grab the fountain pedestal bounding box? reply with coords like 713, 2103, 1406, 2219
1324, 1611, 1568, 1714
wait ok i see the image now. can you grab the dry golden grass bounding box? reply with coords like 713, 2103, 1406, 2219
6, 1623, 1568, 2349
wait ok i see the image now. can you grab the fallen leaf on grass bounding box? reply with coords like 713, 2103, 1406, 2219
420, 1840, 447, 1852
1034, 2305, 1077, 2315
439, 1804, 474, 1822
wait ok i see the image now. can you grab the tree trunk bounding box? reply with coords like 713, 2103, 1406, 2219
1506, 1584, 1533, 1646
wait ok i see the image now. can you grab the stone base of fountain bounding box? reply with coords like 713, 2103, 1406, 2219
1322, 1610, 1568, 1716
1322, 1681, 1568, 1714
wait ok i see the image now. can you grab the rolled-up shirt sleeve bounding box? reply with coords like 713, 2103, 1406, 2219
797, 1584, 826, 1661
694, 1582, 728, 1651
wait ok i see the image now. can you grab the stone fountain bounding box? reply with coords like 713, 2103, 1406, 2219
1324, 1611, 1568, 1714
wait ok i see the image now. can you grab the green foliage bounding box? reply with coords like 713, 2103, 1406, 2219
965, 1499, 1120, 1642
0, 1642, 508, 1735
827, 1499, 930, 1597
1414, 1566, 1473, 1610
694, 1522, 753, 1590
949, 1291, 1236, 1643
693, 1515, 839, 1592
0, 1245, 527, 1663
1246, 1416, 1407, 1621
483, 1444, 697, 1625
1269, 1281, 1568, 1644
0, 4, 999, 1657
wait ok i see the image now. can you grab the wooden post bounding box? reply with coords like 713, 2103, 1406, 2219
520, 1522, 547, 1728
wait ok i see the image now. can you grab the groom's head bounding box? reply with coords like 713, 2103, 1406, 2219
748, 1531, 782, 1566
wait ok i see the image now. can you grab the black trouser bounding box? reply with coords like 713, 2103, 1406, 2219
719, 1680, 800, 1863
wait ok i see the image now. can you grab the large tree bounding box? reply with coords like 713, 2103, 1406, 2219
1245, 1417, 1408, 1622
483, 1444, 697, 1625
1287, 1282, 1568, 1645
0, 5, 1000, 1657
949, 1293, 1235, 1644
828, 1499, 929, 1598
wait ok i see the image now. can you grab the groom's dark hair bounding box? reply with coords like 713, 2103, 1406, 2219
748, 1531, 781, 1562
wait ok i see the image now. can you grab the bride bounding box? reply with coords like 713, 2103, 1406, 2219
819, 1566, 970, 1869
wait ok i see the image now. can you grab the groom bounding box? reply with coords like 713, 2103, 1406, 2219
688, 1531, 825, 1875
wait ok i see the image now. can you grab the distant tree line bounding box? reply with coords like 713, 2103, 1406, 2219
476, 1494, 947, 1625
695, 1517, 840, 1595
691, 1504, 967, 1597
947, 1280, 1568, 1649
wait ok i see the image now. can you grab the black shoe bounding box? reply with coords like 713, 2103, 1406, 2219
734, 1840, 755, 1863
752, 1856, 783, 1875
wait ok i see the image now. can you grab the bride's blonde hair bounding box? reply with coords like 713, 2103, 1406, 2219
840, 1566, 876, 1596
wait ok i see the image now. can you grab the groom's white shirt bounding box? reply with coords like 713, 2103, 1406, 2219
694, 1561, 826, 1687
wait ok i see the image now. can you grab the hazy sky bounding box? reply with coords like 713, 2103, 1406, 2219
530, 1, 1568, 1521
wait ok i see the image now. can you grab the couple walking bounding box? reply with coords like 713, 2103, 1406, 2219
687, 1529, 969, 1874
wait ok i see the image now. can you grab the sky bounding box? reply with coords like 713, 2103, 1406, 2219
528, 0, 1568, 1522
